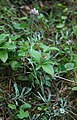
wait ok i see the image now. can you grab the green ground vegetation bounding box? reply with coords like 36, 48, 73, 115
0, 0, 77, 119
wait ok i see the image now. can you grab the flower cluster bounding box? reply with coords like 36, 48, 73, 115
30, 8, 39, 16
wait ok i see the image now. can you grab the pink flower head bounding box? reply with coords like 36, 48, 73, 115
30, 8, 39, 16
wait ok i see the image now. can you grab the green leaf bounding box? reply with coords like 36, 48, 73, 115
58, 3, 65, 7
8, 104, 16, 110
21, 22, 28, 28
61, 16, 67, 20
17, 110, 29, 119
19, 16, 28, 21
35, 79, 40, 85
14, 83, 19, 97
30, 49, 41, 63
18, 41, 29, 51
42, 64, 54, 77
20, 103, 31, 110
41, 116, 47, 120
2, 42, 16, 50
0, 50, 8, 63
40, 43, 59, 52
63, 8, 68, 12
0, 33, 9, 44
13, 23, 23, 29
17, 75, 27, 81
17, 50, 26, 57
56, 23, 64, 28
73, 54, 77, 67
37, 107, 42, 111
45, 80, 51, 87
64, 63, 74, 70
73, 26, 77, 35
72, 87, 77, 91
10, 61, 21, 70
10, 35, 21, 40
44, 47, 59, 52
